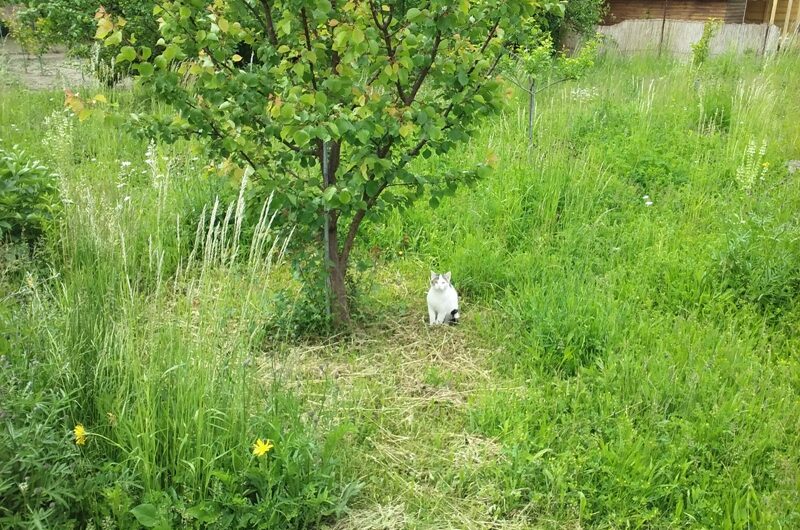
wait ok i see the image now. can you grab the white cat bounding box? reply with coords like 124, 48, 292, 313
427, 271, 460, 325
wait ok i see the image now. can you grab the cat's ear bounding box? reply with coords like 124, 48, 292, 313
430, 271, 437, 281
444, 271, 451, 282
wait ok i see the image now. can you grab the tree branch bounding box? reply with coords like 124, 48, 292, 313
536, 77, 573, 94
300, 8, 318, 91
476, 19, 501, 61
259, 0, 279, 46
504, 73, 535, 95
405, 30, 441, 105
369, 0, 407, 103
241, 1, 268, 33
329, 141, 341, 179
204, 118, 258, 169
442, 48, 504, 120
340, 181, 387, 266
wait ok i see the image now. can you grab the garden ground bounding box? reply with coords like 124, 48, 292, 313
0, 36, 90, 90
2, 47, 800, 529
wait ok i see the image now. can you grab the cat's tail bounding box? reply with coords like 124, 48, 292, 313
449, 308, 460, 326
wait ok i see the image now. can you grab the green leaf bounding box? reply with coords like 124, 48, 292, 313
338, 190, 352, 204
276, 18, 291, 36
186, 503, 219, 523
105, 30, 123, 47
365, 180, 381, 197
163, 43, 181, 62
356, 129, 371, 144
333, 28, 349, 51
116, 46, 136, 63
407, 8, 422, 20
351, 27, 365, 44
131, 504, 158, 528
136, 62, 154, 77
293, 129, 311, 147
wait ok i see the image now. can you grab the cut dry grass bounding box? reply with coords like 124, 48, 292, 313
264, 314, 534, 529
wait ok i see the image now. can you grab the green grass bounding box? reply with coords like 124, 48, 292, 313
2, 50, 800, 529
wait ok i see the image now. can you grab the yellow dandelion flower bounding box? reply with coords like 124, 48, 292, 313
252, 438, 274, 457
74, 424, 87, 446
762, 162, 770, 168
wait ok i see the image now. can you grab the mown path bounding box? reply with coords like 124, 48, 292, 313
271, 307, 537, 529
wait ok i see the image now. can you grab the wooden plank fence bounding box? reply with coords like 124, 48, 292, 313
594, 20, 783, 56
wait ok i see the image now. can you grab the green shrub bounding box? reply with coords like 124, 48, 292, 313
18, 0, 159, 84
719, 211, 800, 315
0, 146, 60, 243
691, 19, 722, 67
0, 8, 54, 73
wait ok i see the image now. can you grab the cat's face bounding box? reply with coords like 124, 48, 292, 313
430, 271, 452, 291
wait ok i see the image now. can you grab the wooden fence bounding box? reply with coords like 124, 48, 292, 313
595, 20, 783, 56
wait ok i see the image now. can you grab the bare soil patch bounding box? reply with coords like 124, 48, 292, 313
1, 36, 96, 90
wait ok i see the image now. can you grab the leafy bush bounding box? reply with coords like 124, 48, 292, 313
0, 146, 60, 243
17, 0, 158, 84
719, 211, 800, 314
0, 7, 54, 73
691, 19, 722, 67
542, 0, 607, 47
718, 140, 800, 315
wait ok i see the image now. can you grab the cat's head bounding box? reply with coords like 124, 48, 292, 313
430, 271, 452, 291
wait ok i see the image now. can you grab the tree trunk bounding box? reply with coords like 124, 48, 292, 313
329, 254, 349, 327
325, 213, 350, 327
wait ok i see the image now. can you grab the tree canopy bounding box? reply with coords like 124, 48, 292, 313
95, 0, 563, 324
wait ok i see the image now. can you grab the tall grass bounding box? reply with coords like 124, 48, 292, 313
358, 51, 800, 527
1, 96, 353, 527
2, 49, 800, 528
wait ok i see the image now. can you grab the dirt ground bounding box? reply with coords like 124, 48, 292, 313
1, 36, 97, 90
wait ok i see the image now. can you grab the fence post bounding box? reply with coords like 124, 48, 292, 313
659, 0, 669, 55
762, 0, 779, 54
794, 0, 800, 35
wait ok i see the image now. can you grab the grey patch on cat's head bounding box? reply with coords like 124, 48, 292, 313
430, 271, 452, 290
